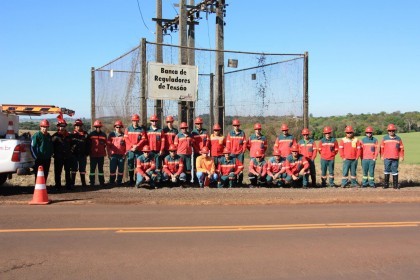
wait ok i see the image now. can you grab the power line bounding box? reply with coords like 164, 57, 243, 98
136, 0, 155, 34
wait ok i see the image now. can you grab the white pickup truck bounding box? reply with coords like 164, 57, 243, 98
0, 112, 34, 186
0, 104, 75, 186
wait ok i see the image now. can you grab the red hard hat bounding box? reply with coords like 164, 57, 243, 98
291, 144, 299, 152
194, 117, 203, 124
165, 115, 174, 122
114, 120, 124, 128
40, 119, 50, 127
387, 124, 396, 131
57, 119, 67, 126
213, 124, 221, 130
222, 147, 231, 154
345, 126, 354, 133
168, 144, 177, 151
273, 149, 281, 156
281, 124, 289, 131
232, 119, 240, 126
200, 146, 209, 154
301, 128, 310, 135
150, 115, 159, 121
93, 120, 103, 128
179, 122, 188, 129
142, 145, 151, 152
131, 114, 140, 121
365, 126, 373, 133
74, 119, 83, 126
254, 123, 262, 130
255, 149, 264, 158
323, 126, 332, 134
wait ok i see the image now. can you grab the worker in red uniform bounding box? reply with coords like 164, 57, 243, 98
107, 120, 126, 186
87, 120, 107, 187
318, 126, 339, 187
248, 149, 267, 188
266, 149, 287, 187
135, 145, 158, 189
124, 114, 148, 185
298, 128, 317, 188
174, 122, 193, 182
147, 114, 165, 174
217, 147, 244, 188
191, 117, 210, 182
284, 144, 310, 188
162, 144, 187, 186
162, 115, 178, 155
226, 119, 246, 185
360, 126, 379, 188
380, 124, 404, 189
247, 123, 268, 159
274, 123, 296, 159
339, 126, 361, 188
209, 123, 225, 166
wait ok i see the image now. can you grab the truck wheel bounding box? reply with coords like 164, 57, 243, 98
0, 174, 7, 186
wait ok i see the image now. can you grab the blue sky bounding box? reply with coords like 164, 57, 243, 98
1, 0, 419, 118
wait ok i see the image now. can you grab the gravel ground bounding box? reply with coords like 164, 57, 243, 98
1, 183, 420, 205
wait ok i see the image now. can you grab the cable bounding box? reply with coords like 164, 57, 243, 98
136, 0, 155, 34
166, 0, 179, 15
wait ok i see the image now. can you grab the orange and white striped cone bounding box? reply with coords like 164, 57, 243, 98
29, 166, 51, 205
5, 121, 15, 139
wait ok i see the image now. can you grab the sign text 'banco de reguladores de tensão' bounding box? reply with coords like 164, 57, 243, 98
147, 62, 198, 101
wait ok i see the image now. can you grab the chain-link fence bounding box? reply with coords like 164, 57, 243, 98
93, 40, 307, 139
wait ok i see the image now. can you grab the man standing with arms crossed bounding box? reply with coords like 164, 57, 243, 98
380, 124, 404, 189
318, 126, 339, 188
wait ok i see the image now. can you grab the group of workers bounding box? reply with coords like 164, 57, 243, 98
30, 114, 404, 190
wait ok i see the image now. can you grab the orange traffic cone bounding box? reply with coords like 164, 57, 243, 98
29, 166, 51, 205
5, 121, 15, 139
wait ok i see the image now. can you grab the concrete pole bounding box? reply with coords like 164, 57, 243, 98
215, 0, 225, 133
141, 38, 147, 126
178, 0, 188, 123
155, 0, 164, 127
187, 0, 196, 129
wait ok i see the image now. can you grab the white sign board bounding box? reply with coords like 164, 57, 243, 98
147, 62, 198, 101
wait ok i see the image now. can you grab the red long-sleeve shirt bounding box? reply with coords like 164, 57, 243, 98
226, 129, 247, 155
298, 139, 317, 161
209, 133, 225, 157
248, 158, 267, 177
339, 137, 361, 160
285, 154, 309, 176
318, 137, 339, 160
163, 154, 184, 176
174, 132, 193, 155
380, 135, 404, 159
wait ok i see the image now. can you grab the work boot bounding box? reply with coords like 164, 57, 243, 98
383, 174, 390, 189
393, 175, 399, 189
129, 171, 135, 186
80, 174, 87, 187
71, 173, 76, 186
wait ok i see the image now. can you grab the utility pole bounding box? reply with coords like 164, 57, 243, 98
155, 0, 164, 127
187, 0, 196, 129
215, 0, 225, 133
178, 0, 188, 123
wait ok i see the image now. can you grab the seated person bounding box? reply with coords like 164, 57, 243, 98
162, 144, 187, 186
284, 144, 310, 188
135, 145, 158, 188
266, 149, 287, 187
196, 146, 218, 187
217, 147, 243, 188
248, 149, 267, 188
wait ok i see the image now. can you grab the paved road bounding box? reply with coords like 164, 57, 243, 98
1, 203, 420, 279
